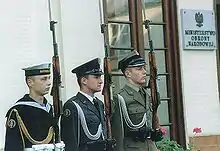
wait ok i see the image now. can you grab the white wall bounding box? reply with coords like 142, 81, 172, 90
59, 0, 105, 101
177, 0, 220, 137
0, 0, 53, 148
0, 0, 105, 148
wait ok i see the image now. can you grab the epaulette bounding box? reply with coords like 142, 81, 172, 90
70, 96, 77, 101
122, 87, 134, 96
118, 88, 125, 94
66, 96, 77, 103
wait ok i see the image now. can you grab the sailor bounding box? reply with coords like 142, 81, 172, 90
4, 63, 57, 151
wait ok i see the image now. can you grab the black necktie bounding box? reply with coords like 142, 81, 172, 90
93, 98, 100, 112
139, 87, 147, 107
139, 88, 146, 99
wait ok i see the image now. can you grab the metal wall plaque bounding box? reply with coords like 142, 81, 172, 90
180, 9, 216, 50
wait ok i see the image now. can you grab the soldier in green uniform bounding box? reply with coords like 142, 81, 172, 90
111, 50, 163, 151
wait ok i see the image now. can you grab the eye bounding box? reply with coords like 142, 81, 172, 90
136, 66, 146, 71
95, 76, 100, 79
137, 66, 143, 70
41, 76, 50, 81
42, 77, 47, 81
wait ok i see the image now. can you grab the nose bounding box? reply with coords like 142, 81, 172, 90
47, 78, 51, 86
142, 67, 147, 74
100, 78, 103, 84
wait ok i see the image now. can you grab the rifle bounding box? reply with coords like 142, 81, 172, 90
144, 20, 161, 131
99, 1, 117, 150
101, 24, 116, 151
101, 28, 113, 139
48, 0, 63, 143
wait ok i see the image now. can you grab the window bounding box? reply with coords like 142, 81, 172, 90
101, 0, 186, 147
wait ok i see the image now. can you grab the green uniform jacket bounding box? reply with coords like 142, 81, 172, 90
111, 83, 157, 151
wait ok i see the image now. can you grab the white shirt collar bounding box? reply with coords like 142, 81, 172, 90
79, 91, 95, 104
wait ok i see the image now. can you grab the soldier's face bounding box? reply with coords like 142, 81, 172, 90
125, 65, 146, 86
82, 75, 103, 93
28, 74, 51, 96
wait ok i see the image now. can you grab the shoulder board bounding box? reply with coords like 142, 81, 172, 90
69, 96, 77, 101
121, 86, 134, 96
118, 88, 125, 94
64, 96, 77, 104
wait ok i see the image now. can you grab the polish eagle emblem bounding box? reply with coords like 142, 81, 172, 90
195, 12, 203, 27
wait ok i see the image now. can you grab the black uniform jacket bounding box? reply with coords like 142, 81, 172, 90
4, 94, 55, 151
61, 92, 107, 151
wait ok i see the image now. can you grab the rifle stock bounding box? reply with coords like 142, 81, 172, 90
144, 20, 161, 130
102, 55, 112, 139
48, 0, 63, 143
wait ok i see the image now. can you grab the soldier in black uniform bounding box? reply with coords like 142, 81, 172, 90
61, 58, 107, 151
4, 63, 57, 151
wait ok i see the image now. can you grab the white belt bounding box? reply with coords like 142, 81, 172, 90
24, 142, 65, 151
24, 148, 33, 151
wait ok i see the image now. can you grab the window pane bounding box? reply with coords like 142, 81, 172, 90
108, 23, 131, 48
110, 49, 132, 71
143, 25, 165, 49
141, 0, 163, 22
158, 101, 169, 125
146, 75, 167, 98
144, 50, 166, 73
158, 76, 168, 98
107, 0, 130, 21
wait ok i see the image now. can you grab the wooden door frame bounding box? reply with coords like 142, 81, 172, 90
163, 0, 186, 148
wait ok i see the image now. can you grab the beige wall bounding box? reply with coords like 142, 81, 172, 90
189, 135, 220, 151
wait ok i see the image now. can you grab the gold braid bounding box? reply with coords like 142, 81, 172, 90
7, 109, 54, 147
7, 109, 25, 150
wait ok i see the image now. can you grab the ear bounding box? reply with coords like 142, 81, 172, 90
81, 77, 87, 85
124, 69, 131, 78
27, 77, 34, 87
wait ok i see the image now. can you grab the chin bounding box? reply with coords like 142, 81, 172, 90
141, 79, 146, 83
95, 89, 102, 93
43, 91, 49, 95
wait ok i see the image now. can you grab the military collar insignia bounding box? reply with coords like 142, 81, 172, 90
7, 119, 16, 128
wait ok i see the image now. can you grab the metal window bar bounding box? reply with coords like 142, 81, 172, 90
144, 48, 168, 51
108, 20, 132, 24
142, 22, 166, 26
